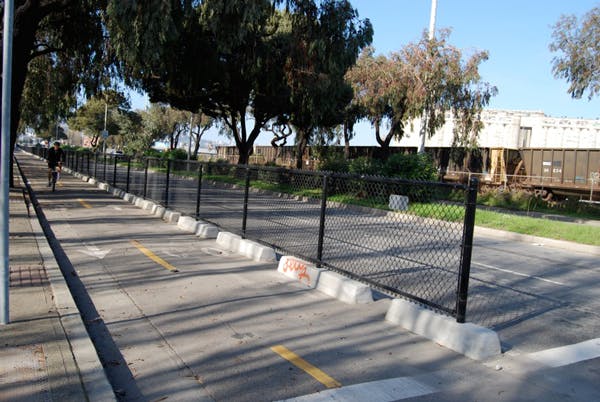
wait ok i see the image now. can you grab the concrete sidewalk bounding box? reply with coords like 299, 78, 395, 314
1, 177, 112, 401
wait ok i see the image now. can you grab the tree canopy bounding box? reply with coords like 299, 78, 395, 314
106, 0, 371, 165
2, 0, 114, 184
550, 7, 600, 100
346, 30, 495, 158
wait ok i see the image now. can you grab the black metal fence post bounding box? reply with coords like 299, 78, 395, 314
241, 167, 251, 238
74, 151, 79, 171
317, 173, 329, 266
456, 177, 479, 323
195, 163, 203, 219
112, 155, 118, 187
164, 159, 171, 208
86, 152, 90, 175
94, 153, 98, 178
143, 158, 149, 198
126, 156, 131, 193
103, 153, 107, 181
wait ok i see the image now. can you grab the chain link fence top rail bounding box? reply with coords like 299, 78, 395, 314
26, 147, 479, 322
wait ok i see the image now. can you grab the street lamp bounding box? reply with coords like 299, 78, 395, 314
418, 0, 438, 154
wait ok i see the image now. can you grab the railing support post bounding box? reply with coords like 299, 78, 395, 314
196, 163, 203, 219
456, 177, 479, 323
242, 167, 251, 238
317, 174, 329, 266
93, 153, 97, 178
112, 155, 118, 187
126, 156, 131, 193
103, 153, 107, 182
143, 158, 149, 198
164, 159, 171, 208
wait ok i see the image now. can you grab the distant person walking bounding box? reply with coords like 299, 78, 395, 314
47, 141, 64, 187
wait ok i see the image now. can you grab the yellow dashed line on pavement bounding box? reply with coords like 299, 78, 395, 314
78, 198, 93, 209
130, 239, 179, 273
271, 345, 341, 389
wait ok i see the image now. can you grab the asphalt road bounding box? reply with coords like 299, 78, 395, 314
16, 151, 600, 401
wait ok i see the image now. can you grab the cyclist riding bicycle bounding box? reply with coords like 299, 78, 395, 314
47, 141, 64, 187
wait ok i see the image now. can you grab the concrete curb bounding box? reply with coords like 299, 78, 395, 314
276, 256, 372, 304
315, 270, 373, 304
196, 222, 219, 239
385, 298, 501, 361
216, 232, 276, 262
163, 210, 181, 223
27, 198, 116, 401
277, 256, 324, 289
178, 216, 200, 233
154, 206, 167, 219
475, 225, 600, 256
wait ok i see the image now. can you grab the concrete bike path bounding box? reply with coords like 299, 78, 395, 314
15, 151, 599, 401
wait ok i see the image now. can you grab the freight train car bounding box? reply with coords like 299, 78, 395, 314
517, 148, 600, 200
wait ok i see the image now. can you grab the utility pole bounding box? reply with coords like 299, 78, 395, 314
1, 0, 14, 325
418, 0, 438, 154
187, 113, 194, 161
102, 102, 108, 154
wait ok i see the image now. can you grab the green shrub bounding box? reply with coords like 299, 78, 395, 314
382, 153, 437, 181
316, 152, 349, 173
348, 157, 383, 176
162, 148, 188, 160
144, 148, 162, 158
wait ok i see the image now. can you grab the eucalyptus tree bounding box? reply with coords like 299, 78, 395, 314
346, 46, 407, 158
347, 31, 495, 159
67, 90, 132, 149
550, 6, 600, 100
1, 0, 112, 184
283, 0, 372, 168
107, 0, 291, 164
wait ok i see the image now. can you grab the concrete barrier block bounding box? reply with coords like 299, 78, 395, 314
277, 256, 324, 288
142, 200, 155, 211
196, 223, 219, 239
134, 197, 146, 208
385, 298, 501, 360
153, 206, 166, 219
98, 183, 109, 191
88, 178, 97, 185
216, 232, 242, 252
389, 194, 409, 211
123, 193, 135, 203
163, 210, 181, 223
81, 175, 89, 182
178, 216, 200, 233
112, 188, 124, 198
238, 239, 276, 262
316, 271, 373, 304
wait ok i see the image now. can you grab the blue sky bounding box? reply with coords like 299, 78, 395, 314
130, 0, 600, 146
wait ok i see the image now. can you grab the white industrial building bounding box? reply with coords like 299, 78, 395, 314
395, 109, 600, 150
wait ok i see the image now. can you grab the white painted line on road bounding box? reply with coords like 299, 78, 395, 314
278, 376, 435, 402
78, 243, 111, 259
472, 261, 566, 286
527, 338, 600, 368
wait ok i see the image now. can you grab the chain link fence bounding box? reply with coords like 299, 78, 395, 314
27, 147, 479, 323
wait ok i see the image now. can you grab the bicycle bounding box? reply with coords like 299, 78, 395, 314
50, 163, 62, 192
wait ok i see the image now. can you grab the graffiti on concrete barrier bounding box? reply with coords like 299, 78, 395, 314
283, 258, 311, 285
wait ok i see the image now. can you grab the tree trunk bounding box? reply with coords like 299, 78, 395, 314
343, 122, 351, 160
295, 130, 308, 170
2, 10, 39, 187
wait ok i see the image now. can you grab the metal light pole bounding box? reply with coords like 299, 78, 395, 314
187, 113, 194, 161
1, 0, 15, 325
418, 0, 438, 154
102, 102, 108, 154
